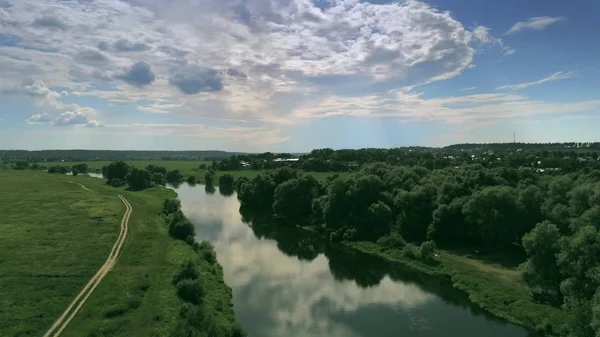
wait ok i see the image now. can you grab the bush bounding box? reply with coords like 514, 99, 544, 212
71, 168, 79, 176
166, 169, 184, 183
343, 228, 357, 241
173, 259, 200, 284
377, 232, 407, 249
201, 249, 217, 265
169, 220, 196, 241
110, 178, 123, 187
163, 198, 181, 214
419, 240, 437, 261
186, 176, 196, 184
401, 243, 419, 259
176, 279, 205, 305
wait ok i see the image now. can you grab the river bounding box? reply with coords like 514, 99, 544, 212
167, 182, 539, 337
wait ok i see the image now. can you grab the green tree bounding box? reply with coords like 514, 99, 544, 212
522, 221, 562, 296
103, 161, 130, 182
126, 167, 152, 191
166, 169, 184, 183
272, 176, 321, 224
218, 174, 235, 188
204, 170, 215, 185
151, 172, 165, 186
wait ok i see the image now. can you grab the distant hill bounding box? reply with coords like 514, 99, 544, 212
0, 150, 247, 162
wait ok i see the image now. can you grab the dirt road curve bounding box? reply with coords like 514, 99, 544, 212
43, 194, 133, 337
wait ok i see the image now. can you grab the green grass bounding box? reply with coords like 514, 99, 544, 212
0, 171, 238, 337
345, 241, 567, 336
44, 160, 212, 178
43, 160, 346, 184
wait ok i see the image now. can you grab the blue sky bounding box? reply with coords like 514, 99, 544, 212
0, 0, 599, 152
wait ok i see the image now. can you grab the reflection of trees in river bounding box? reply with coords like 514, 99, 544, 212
240, 206, 324, 261
205, 183, 216, 195
238, 205, 540, 336
219, 185, 234, 197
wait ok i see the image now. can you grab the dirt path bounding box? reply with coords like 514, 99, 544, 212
43, 194, 133, 337
66, 180, 92, 191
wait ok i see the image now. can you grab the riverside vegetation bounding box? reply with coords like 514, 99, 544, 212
0, 170, 243, 337
232, 151, 600, 337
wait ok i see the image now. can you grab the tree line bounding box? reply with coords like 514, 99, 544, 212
233, 162, 600, 337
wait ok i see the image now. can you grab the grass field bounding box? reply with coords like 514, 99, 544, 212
0, 171, 237, 336
346, 241, 567, 336
44, 160, 345, 184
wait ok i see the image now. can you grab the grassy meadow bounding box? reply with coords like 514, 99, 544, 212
0, 171, 237, 336
44, 160, 345, 184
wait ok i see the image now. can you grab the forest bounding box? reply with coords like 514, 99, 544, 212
233, 154, 600, 337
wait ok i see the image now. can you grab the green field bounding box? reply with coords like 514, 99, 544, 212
0, 171, 237, 336
44, 160, 344, 184
46, 160, 211, 177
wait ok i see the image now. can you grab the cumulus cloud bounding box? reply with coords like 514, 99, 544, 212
169, 67, 224, 94
496, 71, 574, 91
116, 61, 156, 87
26, 113, 52, 124
506, 16, 566, 35
1, 79, 56, 98
75, 49, 110, 65
98, 39, 151, 52
54, 111, 102, 127
32, 15, 68, 30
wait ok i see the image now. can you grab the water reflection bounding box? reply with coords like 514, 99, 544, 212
173, 183, 539, 337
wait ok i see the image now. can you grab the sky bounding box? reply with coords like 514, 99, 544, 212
0, 0, 599, 152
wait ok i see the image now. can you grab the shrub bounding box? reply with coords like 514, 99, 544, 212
71, 168, 79, 176
172, 259, 200, 284
169, 220, 196, 241
419, 240, 437, 261
201, 249, 217, 265
110, 178, 123, 187
402, 243, 419, 259
176, 279, 205, 305
343, 228, 357, 241
163, 198, 181, 214
377, 232, 407, 249
186, 176, 196, 184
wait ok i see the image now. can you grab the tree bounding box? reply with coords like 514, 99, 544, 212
151, 172, 165, 186
218, 174, 235, 188
204, 170, 215, 185
126, 167, 152, 191
71, 168, 79, 176
166, 169, 184, 183
522, 221, 562, 296
103, 161, 129, 182
73, 163, 88, 173
187, 176, 196, 184
272, 176, 321, 224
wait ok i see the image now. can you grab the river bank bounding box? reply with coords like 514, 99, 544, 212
344, 241, 566, 336
1, 171, 241, 336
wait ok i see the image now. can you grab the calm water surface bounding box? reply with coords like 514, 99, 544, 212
169, 182, 539, 337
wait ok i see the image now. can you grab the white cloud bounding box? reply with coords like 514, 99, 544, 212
458, 87, 477, 91
0, 0, 504, 124
26, 113, 52, 124
181, 194, 435, 337
503, 48, 515, 56
495, 71, 574, 91
54, 111, 102, 127
506, 16, 566, 35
